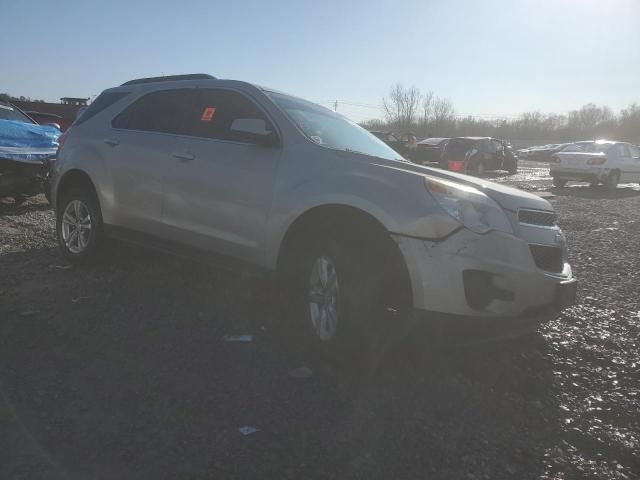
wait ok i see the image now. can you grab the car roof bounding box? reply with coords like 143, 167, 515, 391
104, 76, 261, 95
454, 136, 492, 140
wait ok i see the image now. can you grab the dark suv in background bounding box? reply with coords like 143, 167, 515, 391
441, 137, 517, 175
413, 137, 449, 165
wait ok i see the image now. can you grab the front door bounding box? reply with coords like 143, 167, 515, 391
162, 88, 281, 264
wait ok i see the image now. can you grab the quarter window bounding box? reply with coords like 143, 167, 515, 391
75, 91, 129, 126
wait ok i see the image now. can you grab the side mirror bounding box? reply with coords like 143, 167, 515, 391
230, 118, 278, 147
43, 122, 62, 131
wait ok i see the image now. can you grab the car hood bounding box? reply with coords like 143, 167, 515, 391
372, 158, 553, 212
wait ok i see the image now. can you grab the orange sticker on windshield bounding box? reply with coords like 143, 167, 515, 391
201, 107, 216, 121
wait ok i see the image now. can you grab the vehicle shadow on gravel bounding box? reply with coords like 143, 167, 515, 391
1, 244, 561, 480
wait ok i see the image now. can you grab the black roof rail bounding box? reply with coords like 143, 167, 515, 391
121, 74, 215, 86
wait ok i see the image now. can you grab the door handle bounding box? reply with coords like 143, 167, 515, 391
171, 152, 195, 162
103, 138, 120, 146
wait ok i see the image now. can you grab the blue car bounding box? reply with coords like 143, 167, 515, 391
0, 99, 61, 204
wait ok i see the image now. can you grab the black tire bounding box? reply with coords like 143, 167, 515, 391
286, 228, 410, 363
552, 177, 567, 188
605, 170, 620, 190
56, 187, 104, 264
507, 161, 518, 174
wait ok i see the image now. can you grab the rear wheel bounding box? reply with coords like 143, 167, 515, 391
552, 177, 567, 188
56, 187, 104, 264
605, 170, 620, 190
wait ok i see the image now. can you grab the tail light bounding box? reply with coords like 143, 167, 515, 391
448, 160, 465, 172
587, 157, 606, 165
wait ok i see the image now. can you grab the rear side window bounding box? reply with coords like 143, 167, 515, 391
445, 139, 474, 157
112, 89, 194, 134
183, 89, 273, 142
74, 91, 129, 125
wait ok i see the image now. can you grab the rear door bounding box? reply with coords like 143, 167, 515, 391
108, 88, 194, 236
162, 88, 281, 263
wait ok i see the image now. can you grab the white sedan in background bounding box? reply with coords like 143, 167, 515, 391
550, 140, 640, 188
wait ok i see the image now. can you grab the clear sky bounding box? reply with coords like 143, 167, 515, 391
1, 0, 638, 122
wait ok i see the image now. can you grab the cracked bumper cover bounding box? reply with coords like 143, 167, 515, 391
392, 227, 574, 330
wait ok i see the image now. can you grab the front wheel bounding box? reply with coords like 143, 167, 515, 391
287, 229, 411, 362
56, 188, 104, 264
552, 177, 567, 188
293, 236, 369, 354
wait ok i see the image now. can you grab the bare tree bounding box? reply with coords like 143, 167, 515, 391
421, 91, 434, 130
619, 103, 640, 143
382, 83, 422, 131
431, 97, 455, 135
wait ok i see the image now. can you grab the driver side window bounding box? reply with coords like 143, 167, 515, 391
184, 89, 274, 144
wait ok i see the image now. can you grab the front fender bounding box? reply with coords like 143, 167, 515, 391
264, 154, 456, 268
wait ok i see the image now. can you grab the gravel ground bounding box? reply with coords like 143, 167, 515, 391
1, 161, 639, 480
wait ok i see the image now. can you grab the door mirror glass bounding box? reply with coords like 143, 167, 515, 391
230, 118, 278, 146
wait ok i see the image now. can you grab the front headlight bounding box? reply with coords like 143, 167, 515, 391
424, 177, 513, 235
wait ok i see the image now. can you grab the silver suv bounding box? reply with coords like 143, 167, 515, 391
52, 74, 576, 349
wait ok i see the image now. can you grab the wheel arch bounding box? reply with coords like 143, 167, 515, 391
55, 169, 100, 210
275, 203, 412, 305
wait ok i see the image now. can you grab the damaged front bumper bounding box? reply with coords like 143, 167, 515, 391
393, 226, 576, 338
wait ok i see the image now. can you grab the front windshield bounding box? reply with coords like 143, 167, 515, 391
266, 92, 404, 161
0, 102, 33, 123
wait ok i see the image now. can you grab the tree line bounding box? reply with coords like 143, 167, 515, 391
0, 93, 46, 103
362, 84, 640, 146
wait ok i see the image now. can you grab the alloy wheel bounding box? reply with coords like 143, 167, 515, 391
61, 199, 92, 254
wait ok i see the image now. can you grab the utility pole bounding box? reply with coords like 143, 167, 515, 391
333, 100, 338, 112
